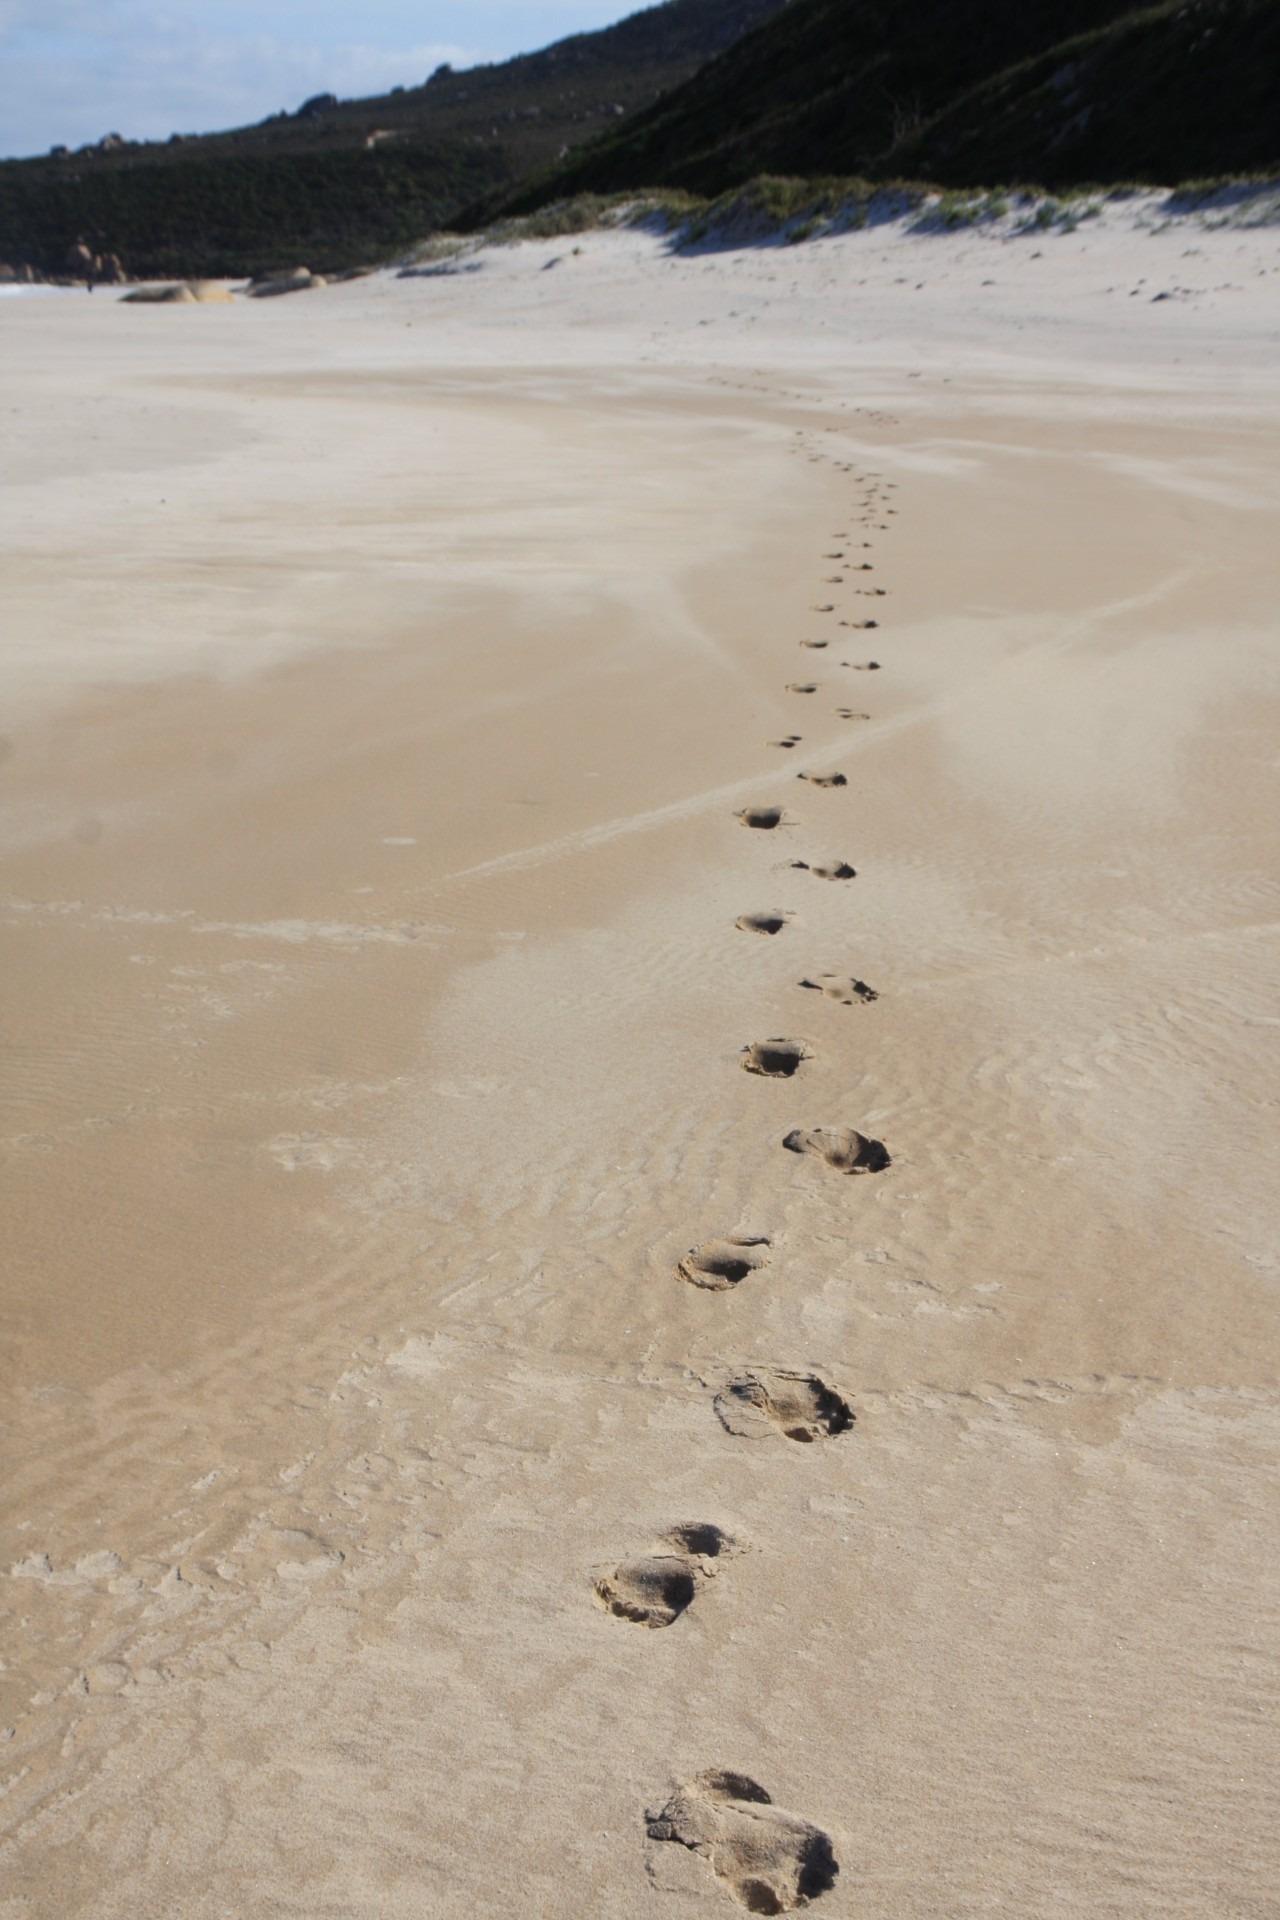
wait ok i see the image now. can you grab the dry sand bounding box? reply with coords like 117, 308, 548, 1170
2, 202, 1279, 1916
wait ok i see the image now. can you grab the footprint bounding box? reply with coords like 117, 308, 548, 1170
841, 619, 879, 631
647, 1769, 839, 1912
715, 1370, 854, 1442
796, 772, 847, 788
741, 1039, 811, 1078
835, 710, 869, 721
790, 860, 856, 881
595, 1555, 696, 1628
737, 805, 787, 830
785, 683, 818, 695
782, 1126, 889, 1173
799, 639, 828, 649
799, 974, 878, 1005
841, 659, 880, 670
596, 1525, 738, 1628
811, 604, 835, 613
767, 736, 801, 749
736, 910, 792, 936
678, 1237, 772, 1290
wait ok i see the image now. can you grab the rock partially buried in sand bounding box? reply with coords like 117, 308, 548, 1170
248, 267, 327, 298
782, 1126, 889, 1173
647, 1769, 838, 1911
121, 281, 233, 304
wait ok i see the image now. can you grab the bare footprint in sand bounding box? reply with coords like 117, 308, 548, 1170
785, 683, 819, 695
741, 1039, 811, 1078
841, 659, 880, 670
595, 1524, 737, 1629
811, 604, 836, 614
791, 860, 856, 881
678, 1237, 772, 1290
647, 1769, 838, 1911
840, 619, 879, 632
767, 736, 801, 749
783, 1126, 889, 1173
835, 709, 870, 721
796, 771, 847, 788
736, 910, 792, 936
799, 639, 828, 649
737, 805, 788, 830
715, 1370, 854, 1442
800, 974, 878, 1005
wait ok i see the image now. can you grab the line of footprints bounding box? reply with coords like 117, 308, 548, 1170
598, 472, 898, 1912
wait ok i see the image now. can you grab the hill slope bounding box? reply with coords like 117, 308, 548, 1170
482, 0, 1280, 218
0, 0, 788, 280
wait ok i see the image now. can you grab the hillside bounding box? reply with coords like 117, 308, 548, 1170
0, 0, 789, 281
480, 0, 1280, 219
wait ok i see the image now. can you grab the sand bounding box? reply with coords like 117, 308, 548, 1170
2, 202, 1278, 1917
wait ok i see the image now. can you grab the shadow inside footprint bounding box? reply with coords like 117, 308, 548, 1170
647, 1769, 839, 1912
791, 860, 856, 881
799, 639, 828, 649
595, 1556, 696, 1628
741, 1038, 811, 1078
735, 910, 792, 936
715, 1369, 854, 1443
678, 1237, 772, 1289
799, 974, 878, 1005
796, 772, 847, 788
785, 683, 818, 695
659, 1521, 735, 1559
767, 736, 801, 749
737, 806, 786, 830
783, 1126, 889, 1173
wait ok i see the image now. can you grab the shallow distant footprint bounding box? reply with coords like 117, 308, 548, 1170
595, 1523, 737, 1629
737, 805, 788, 830
767, 735, 801, 749
647, 1769, 839, 1912
835, 709, 870, 722
841, 658, 880, 669
790, 859, 856, 881
736, 910, 792, 936
811, 603, 836, 614
785, 683, 819, 695
679, 1237, 772, 1289
782, 1125, 889, 1173
799, 974, 878, 1005
799, 639, 828, 650
796, 771, 847, 788
741, 1039, 811, 1079
715, 1369, 854, 1443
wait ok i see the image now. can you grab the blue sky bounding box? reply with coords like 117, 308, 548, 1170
0, 3, 642, 159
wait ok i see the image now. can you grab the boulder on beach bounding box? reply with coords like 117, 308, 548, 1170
247, 267, 327, 298
121, 281, 233, 304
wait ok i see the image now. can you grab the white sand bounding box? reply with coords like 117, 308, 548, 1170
1, 201, 1278, 1917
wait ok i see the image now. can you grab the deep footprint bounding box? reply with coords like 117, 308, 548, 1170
799, 974, 878, 1005
715, 1370, 854, 1443
737, 805, 786, 830
791, 860, 856, 881
796, 772, 847, 788
741, 1039, 811, 1078
595, 1556, 696, 1628
735, 910, 792, 936
647, 1769, 839, 1912
782, 1125, 890, 1173
678, 1237, 772, 1289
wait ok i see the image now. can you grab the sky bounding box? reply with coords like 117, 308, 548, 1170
0, 2, 643, 160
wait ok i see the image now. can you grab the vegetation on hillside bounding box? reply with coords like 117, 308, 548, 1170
475, 0, 1280, 223
0, 0, 788, 279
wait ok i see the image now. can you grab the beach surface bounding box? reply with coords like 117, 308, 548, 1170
2, 203, 1279, 1917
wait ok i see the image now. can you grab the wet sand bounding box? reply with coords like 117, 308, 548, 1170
2, 210, 1278, 1916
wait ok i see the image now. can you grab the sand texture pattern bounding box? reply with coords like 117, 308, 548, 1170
2, 203, 1279, 1916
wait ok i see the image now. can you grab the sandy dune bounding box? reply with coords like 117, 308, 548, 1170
2, 205, 1278, 1916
